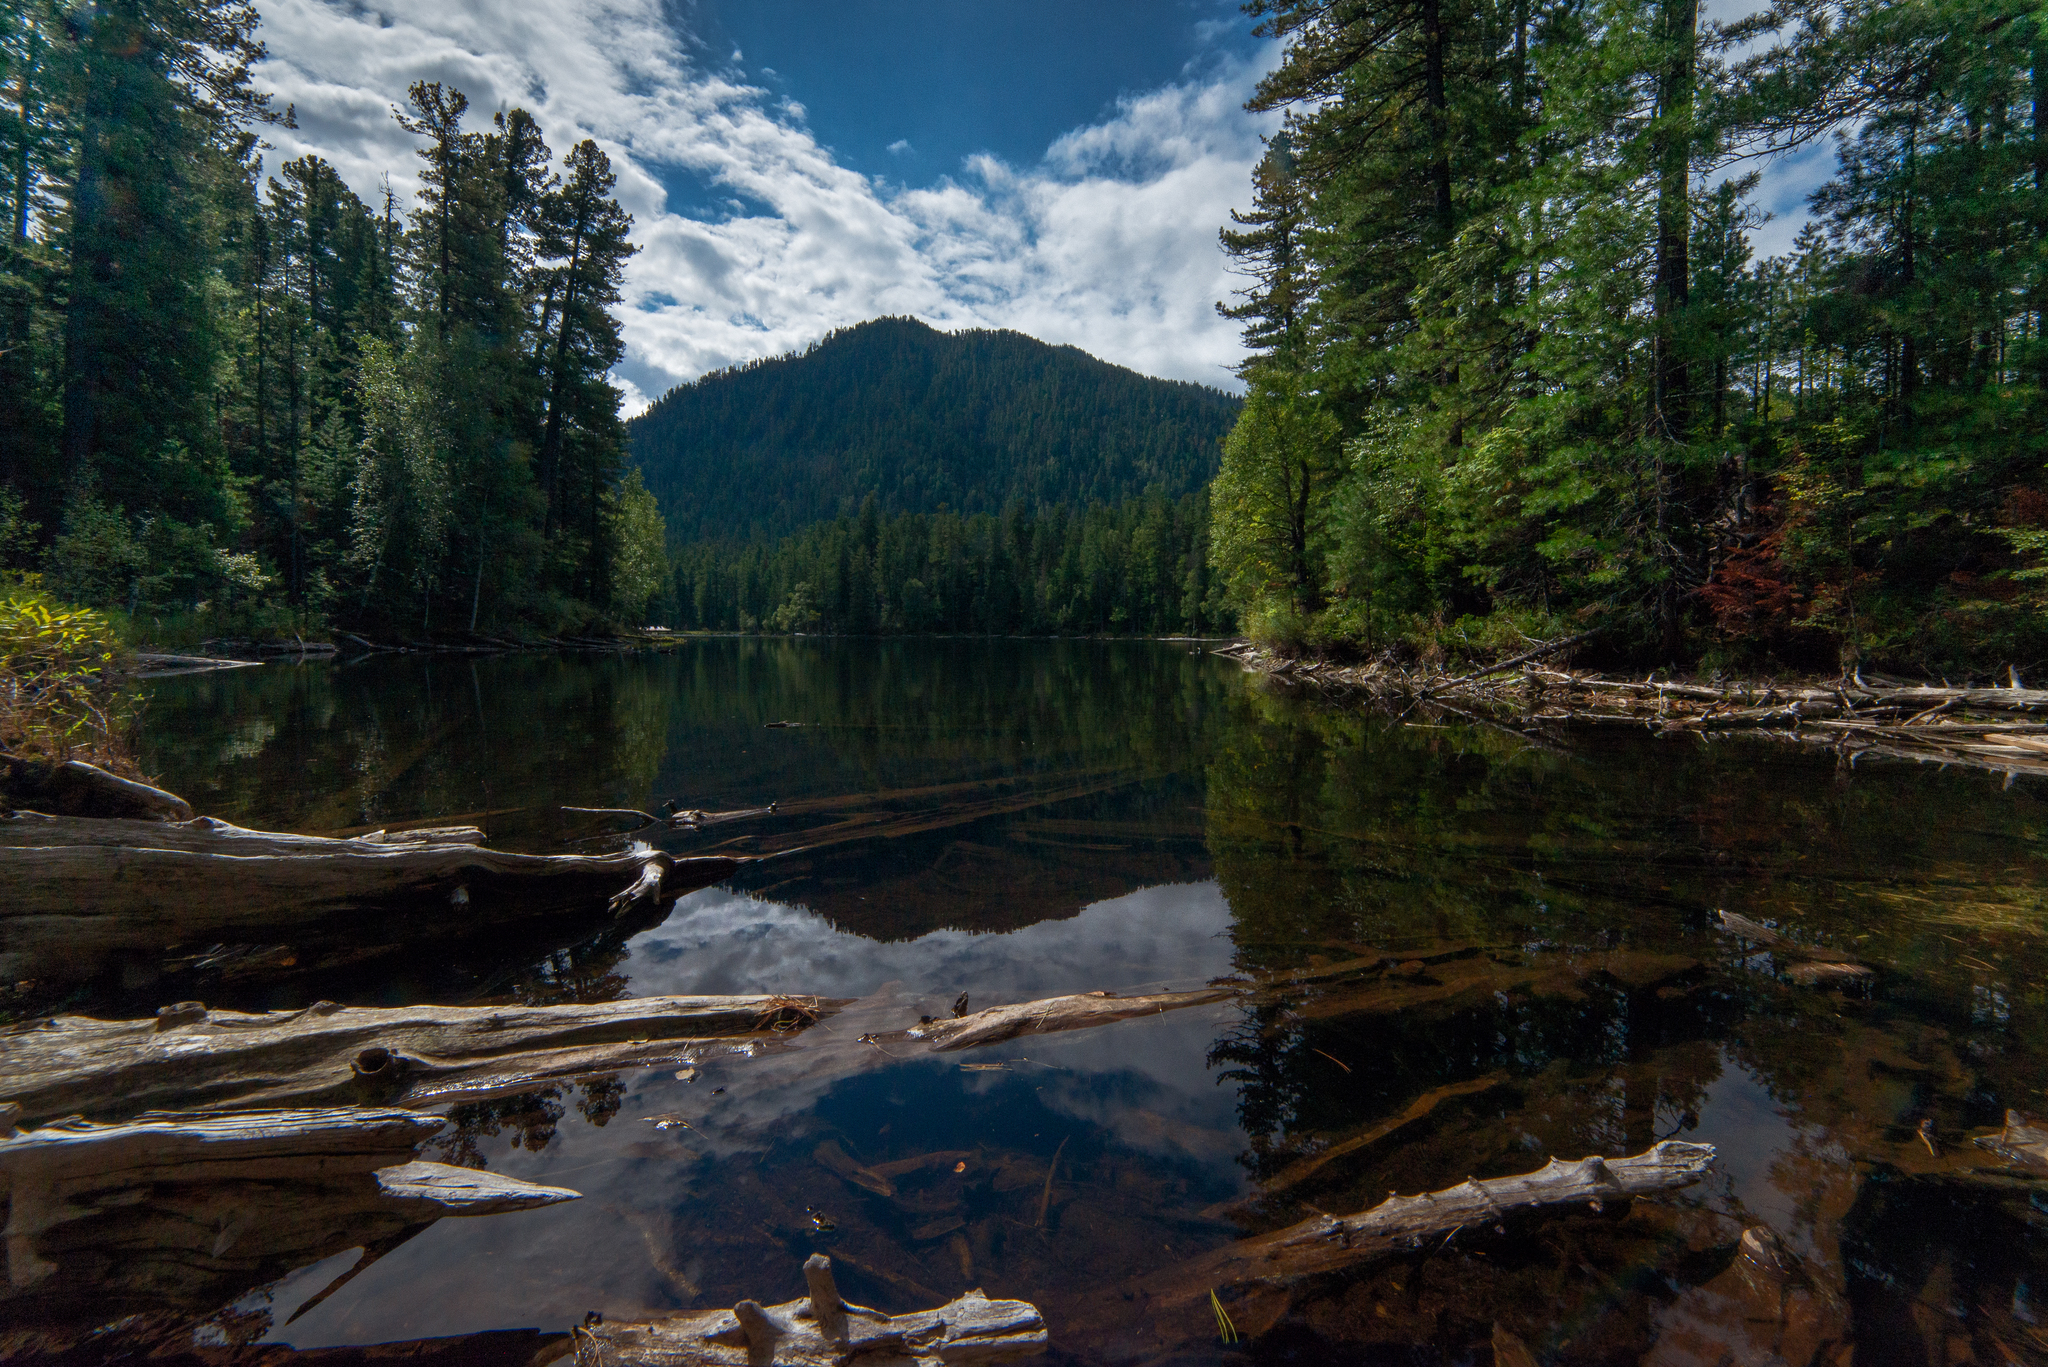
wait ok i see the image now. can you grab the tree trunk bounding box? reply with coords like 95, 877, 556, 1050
539, 207, 590, 539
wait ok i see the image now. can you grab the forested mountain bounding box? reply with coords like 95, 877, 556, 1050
629, 318, 1240, 543
0, 1, 665, 636
670, 490, 1231, 635
1211, 0, 2048, 673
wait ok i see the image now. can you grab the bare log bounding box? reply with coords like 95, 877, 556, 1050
1974, 1110, 2048, 1170
0, 757, 192, 821
1712, 909, 1874, 985
861, 986, 1240, 1053
1, 993, 840, 1126
0, 1107, 578, 1323
568, 1253, 1046, 1366
1133, 1140, 1715, 1307
0, 812, 742, 984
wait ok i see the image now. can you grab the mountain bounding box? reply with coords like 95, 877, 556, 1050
627, 317, 1240, 543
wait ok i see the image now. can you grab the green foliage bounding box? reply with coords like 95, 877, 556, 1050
0, 589, 129, 765
0, 9, 650, 639
630, 317, 1240, 544
670, 489, 1231, 637
1214, 0, 2048, 673
607, 470, 668, 625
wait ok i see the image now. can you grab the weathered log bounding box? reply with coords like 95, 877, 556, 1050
1, 993, 840, 1126
564, 1253, 1046, 1366
0, 812, 742, 985
1132, 1140, 1715, 1306
0, 757, 192, 821
863, 986, 1241, 1053
1973, 1110, 2048, 1169
1712, 909, 1875, 985
0, 1107, 578, 1323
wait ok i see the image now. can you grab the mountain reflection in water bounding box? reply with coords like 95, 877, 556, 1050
84, 638, 2048, 1365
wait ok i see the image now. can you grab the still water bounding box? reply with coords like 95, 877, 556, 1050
117, 639, 2048, 1364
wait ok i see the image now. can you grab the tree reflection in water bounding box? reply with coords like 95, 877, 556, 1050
82, 642, 2048, 1365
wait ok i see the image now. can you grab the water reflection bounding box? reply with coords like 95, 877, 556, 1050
81, 642, 2048, 1363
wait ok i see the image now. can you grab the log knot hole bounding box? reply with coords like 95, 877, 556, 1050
155, 1002, 207, 1031
352, 1046, 404, 1078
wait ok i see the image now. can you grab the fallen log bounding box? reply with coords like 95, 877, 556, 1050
0, 1107, 579, 1323
2, 993, 841, 1126
1973, 1110, 2048, 1170
860, 986, 1241, 1052
0, 757, 192, 821
562, 1253, 1046, 1367
1130, 1140, 1715, 1311
1712, 909, 1875, 985
0, 812, 742, 986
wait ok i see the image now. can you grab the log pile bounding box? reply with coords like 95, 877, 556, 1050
1224, 641, 2048, 779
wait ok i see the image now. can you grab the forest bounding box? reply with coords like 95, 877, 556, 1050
0, 0, 665, 639
668, 490, 1233, 636
628, 317, 1240, 543
1208, 0, 2048, 673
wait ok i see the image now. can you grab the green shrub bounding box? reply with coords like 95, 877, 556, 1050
0, 590, 134, 769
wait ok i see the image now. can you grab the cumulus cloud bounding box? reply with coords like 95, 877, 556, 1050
249, 0, 1277, 414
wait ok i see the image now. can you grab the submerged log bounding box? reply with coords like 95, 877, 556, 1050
1712, 909, 1875, 986
1973, 1110, 2048, 1169
2, 993, 840, 1126
864, 986, 1241, 1052
0, 1107, 578, 1323
564, 1253, 1046, 1366
0, 812, 742, 985
1134, 1140, 1716, 1307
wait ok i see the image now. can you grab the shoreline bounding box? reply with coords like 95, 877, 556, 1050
1218, 642, 2048, 783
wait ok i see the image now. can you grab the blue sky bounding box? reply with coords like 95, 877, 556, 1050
249, 0, 1828, 414
685, 0, 1259, 181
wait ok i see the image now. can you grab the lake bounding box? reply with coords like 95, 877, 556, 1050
92, 639, 2048, 1362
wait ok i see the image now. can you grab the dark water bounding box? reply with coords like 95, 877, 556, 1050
116, 639, 2048, 1364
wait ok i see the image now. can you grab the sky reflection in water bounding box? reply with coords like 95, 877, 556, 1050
118, 639, 2048, 1365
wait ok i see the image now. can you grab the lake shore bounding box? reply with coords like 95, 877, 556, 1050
1222, 640, 2048, 781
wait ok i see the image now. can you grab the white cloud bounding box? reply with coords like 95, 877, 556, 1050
250, 0, 1277, 415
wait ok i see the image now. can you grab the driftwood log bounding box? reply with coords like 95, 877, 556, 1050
0, 757, 192, 821
2, 994, 840, 1126
0, 812, 742, 985
562, 1254, 1045, 1367
0, 1106, 578, 1324
1974, 1110, 2048, 1169
1132, 1140, 1716, 1311
1712, 909, 1876, 986
861, 986, 1242, 1053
